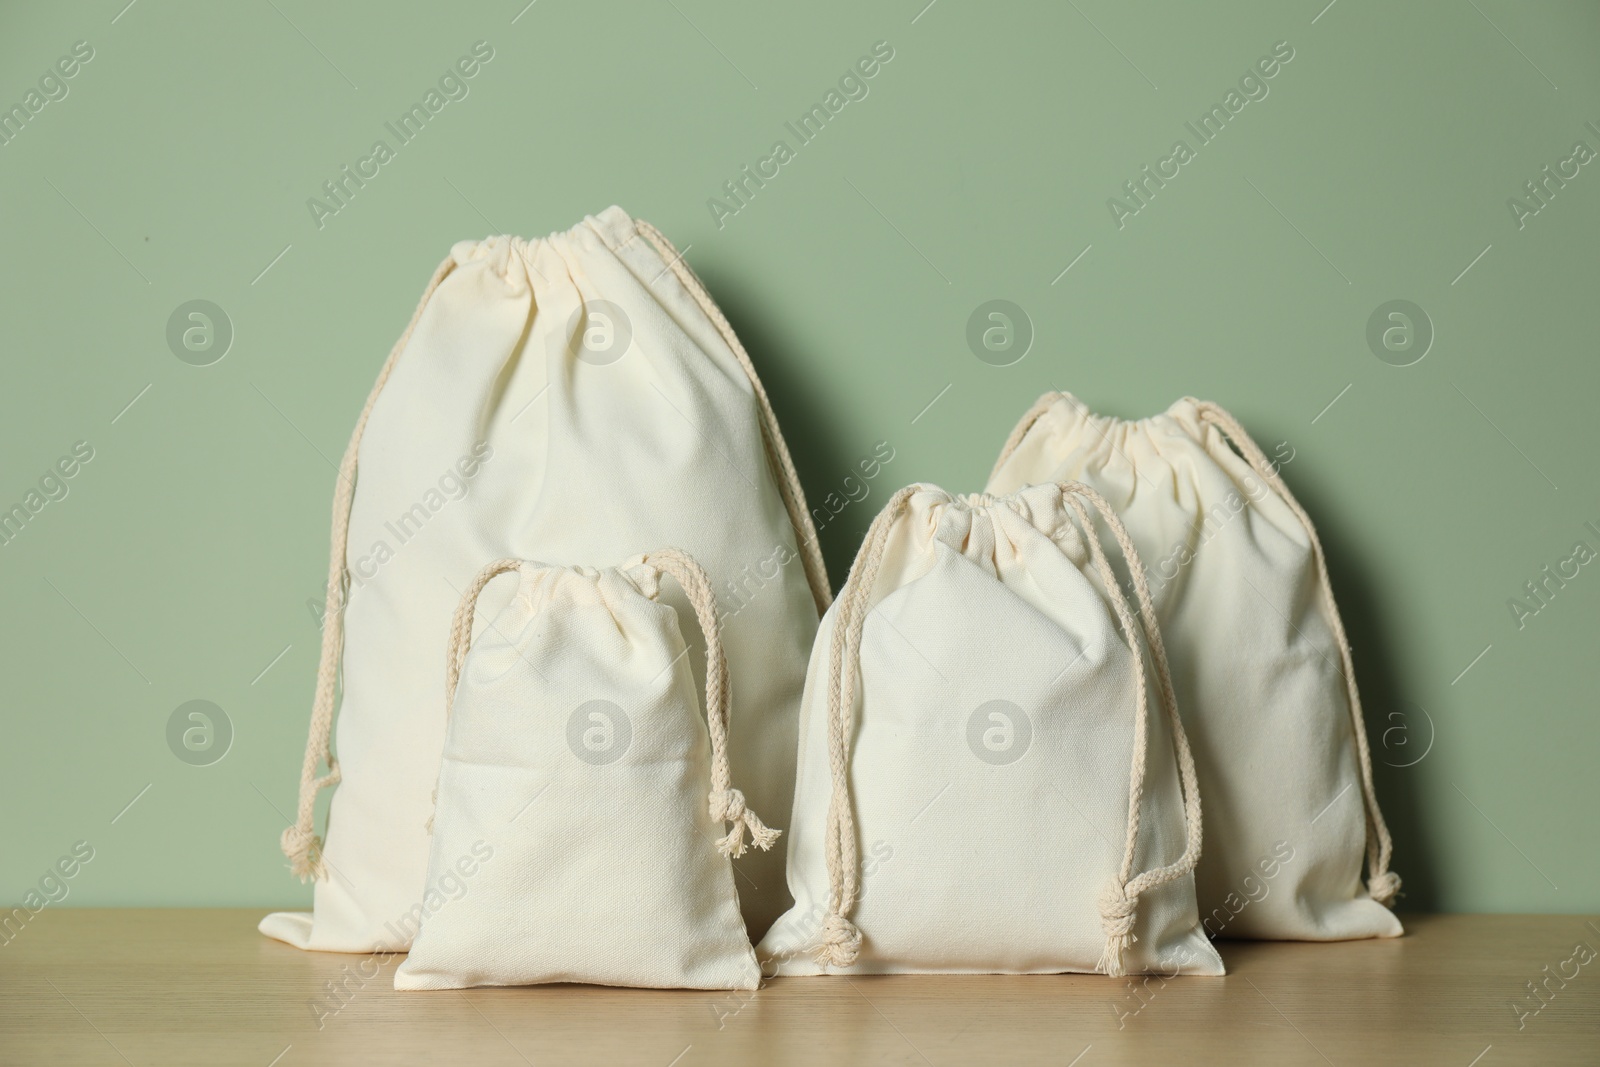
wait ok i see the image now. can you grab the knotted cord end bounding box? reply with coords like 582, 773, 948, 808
710, 788, 781, 857
815, 911, 862, 969
1367, 870, 1402, 907
1098, 884, 1139, 978
280, 824, 326, 883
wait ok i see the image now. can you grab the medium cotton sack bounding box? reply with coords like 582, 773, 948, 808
394, 551, 772, 991
758, 482, 1223, 977
262, 208, 828, 954
986, 393, 1401, 941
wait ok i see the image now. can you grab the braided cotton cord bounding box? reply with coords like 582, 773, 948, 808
423, 558, 529, 834
1061, 486, 1204, 976
988, 391, 1063, 485
633, 219, 833, 615
1192, 400, 1399, 906
281, 254, 458, 882
645, 548, 780, 857
443, 559, 528, 718
814, 484, 919, 967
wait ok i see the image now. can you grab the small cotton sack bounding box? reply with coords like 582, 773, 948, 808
263, 209, 827, 954
758, 482, 1223, 977
395, 550, 774, 991
986, 394, 1401, 941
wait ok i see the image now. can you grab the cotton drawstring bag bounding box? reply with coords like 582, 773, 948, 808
757, 482, 1224, 977
986, 393, 1401, 941
394, 551, 772, 991
261, 208, 828, 953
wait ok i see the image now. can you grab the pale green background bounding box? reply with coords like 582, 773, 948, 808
1, 0, 1595, 914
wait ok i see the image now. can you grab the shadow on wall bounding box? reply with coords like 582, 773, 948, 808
681, 289, 1439, 915
697, 264, 856, 593
1273, 442, 1440, 914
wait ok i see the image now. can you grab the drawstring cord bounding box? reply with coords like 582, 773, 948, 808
1061, 487, 1202, 976
634, 219, 833, 615
645, 548, 781, 857
1193, 401, 1399, 906
281, 254, 457, 881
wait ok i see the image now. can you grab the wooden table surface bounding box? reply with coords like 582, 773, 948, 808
1, 911, 1595, 1065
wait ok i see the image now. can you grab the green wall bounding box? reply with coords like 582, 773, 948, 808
1, 0, 1595, 914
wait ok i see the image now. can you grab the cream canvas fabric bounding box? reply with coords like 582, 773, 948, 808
758, 483, 1223, 977
395, 551, 771, 991
986, 393, 1401, 941
261, 208, 827, 954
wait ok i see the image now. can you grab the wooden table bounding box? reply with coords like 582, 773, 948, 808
2, 911, 1595, 1065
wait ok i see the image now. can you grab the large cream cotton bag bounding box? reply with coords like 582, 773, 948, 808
758, 483, 1223, 977
262, 208, 828, 953
987, 394, 1401, 941
395, 551, 772, 991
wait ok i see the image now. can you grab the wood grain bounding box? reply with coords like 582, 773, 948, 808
1, 911, 1596, 1065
